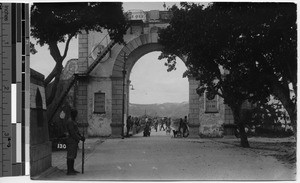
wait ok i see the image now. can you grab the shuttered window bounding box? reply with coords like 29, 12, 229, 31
94, 92, 105, 114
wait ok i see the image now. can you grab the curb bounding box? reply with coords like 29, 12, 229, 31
31, 166, 59, 180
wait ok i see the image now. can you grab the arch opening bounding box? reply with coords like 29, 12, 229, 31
108, 37, 201, 138
128, 51, 189, 118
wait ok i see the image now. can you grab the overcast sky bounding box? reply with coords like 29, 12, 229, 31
30, 2, 189, 104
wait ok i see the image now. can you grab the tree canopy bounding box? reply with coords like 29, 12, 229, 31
31, 2, 128, 105
31, 2, 127, 46
158, 2, 297, 147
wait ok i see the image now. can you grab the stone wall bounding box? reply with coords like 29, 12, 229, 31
30, 69, 51, 177
198, 95, 225, 137
189, 78, 225, 138
87, 77, 113, 136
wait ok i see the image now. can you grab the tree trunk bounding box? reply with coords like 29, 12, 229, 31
276, 95, 296, 139
46, 63, 63, 105
45, 41, 67, 106
231, 106, 250, 148
271, 81, 296, 139
286, 106, 297, 140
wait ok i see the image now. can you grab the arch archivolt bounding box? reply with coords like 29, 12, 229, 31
112, 33, 160, 77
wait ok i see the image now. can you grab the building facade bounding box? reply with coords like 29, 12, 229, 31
58, 10, 235, 138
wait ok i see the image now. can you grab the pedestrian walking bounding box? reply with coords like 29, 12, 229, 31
66, 109, 85, 175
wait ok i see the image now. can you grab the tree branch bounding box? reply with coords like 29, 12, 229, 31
62, 33, 75, 60
216, 90, 224, 98
44, 62, 64, 86
46, 74, 61, 106
44, 65, 58, 86
44, 42, 64, 86
49, 42, 63, 62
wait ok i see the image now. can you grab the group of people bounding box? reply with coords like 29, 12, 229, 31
135, 115, 190, 138
152, 117, 171, 132
126, 116, 143, 137
64, 110, 190, 175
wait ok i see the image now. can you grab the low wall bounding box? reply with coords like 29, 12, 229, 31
30, 69, 52, 176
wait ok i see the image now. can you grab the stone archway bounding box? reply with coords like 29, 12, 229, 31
110, 33, 200, 137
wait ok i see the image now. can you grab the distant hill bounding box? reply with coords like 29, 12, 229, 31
129, 102, 189, 118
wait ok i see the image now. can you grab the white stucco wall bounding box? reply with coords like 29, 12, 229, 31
87, 77, 113, 136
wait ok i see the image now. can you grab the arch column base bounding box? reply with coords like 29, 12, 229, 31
187, 124, 200, 138
110, 123, 123, 138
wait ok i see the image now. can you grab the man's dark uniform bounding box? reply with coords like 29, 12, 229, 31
66, 109, 84, 175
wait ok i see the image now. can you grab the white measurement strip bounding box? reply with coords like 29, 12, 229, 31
11, 83, 21, 163
11, 84, 16, 124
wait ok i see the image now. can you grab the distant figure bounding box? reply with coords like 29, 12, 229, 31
183, 115, 189, 137
143, 118, 151, 137
166, 117, 171, 134
160, 118, 165, 131
135, 117, 141, 133
178, 118, 184, 134
66, 109, 85, 175
126, 116, 132, 137
154, 118, 158, 132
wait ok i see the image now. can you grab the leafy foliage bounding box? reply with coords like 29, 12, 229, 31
31, 2, 127, 46
251, 102, 287, 129
30, 2, 128, 105
158, 2, 297, 147
30, 42, 37, 54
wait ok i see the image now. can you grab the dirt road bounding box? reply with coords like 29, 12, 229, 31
42, 130, 296, 181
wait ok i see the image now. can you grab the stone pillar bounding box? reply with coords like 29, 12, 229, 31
78, 31, 89, 73
223, 104, 235, 137
75, 77, 88, 135
188, 78, 200, 138
76, 31, 89, 134
198, 94, 224, 137
111, 78, 124, 138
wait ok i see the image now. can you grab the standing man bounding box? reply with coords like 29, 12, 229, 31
154, 118, 158, 132
160, 118, 166, 131
166, 117, 171, 134
66, 109, 85, 175
126, 115, 132, 137
183, 115, 189, 137
135, 117, 140, 133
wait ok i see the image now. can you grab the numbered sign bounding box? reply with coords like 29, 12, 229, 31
57, 143, 67, 149
205, 94, 219, 113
